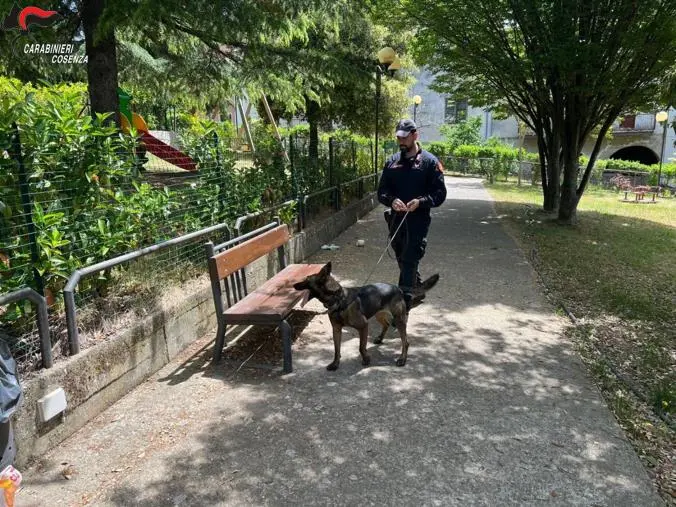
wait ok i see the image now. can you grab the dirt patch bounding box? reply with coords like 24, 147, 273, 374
220, 310, 319, 368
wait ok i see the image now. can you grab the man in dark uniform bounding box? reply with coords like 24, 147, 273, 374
377, 119, 447, 311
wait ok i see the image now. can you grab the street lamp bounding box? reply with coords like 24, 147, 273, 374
656, 110, 669, 191
375, 47, 400, 174
413, 95, 422, 123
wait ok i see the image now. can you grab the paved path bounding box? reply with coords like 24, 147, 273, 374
20, 178, 662, 506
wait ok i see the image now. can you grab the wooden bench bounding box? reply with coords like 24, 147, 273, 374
205, 222, 323, 373
624, 186, 658, 202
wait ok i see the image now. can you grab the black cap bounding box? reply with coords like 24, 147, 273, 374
395, 118, 417, 137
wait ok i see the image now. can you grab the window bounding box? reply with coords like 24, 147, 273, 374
444, 98, 468, 124
619, 114, 636, 129
444, 98, 456, 124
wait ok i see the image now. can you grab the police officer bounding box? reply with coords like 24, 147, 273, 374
377, 119, 447, 310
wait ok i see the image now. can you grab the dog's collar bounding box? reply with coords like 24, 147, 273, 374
327, 300, 343, 315
325, 291, 356, 317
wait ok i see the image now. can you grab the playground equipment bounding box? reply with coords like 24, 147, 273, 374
116, 88, 288, 169
118, 88, 197, 172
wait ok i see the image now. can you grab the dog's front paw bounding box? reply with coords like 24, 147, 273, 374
373, 335, 384, 345
395, 356, 407, 367
326, 362, 339, 371
361, 355, 371, 366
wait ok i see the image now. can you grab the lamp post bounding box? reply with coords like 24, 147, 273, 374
375, 47, 400, 174
413, 95, 422, 123
656, 110, 669, 191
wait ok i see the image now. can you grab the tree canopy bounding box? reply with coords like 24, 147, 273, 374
405, 0, 676, 223
0, 0, 413, 142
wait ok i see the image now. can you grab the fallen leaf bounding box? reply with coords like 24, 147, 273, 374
62, 464, 76, 480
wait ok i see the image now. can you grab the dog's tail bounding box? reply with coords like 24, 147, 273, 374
419, 274, 439, 293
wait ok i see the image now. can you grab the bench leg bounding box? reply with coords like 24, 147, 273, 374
212, 320, 227, 364
280, 320, 293, 374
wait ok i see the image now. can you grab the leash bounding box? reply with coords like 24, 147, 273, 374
314, 209, 409, 316
363, 210, 409, 284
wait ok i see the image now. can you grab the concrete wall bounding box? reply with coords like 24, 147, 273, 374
14, 193, 379, 468
522, 129, 667, 162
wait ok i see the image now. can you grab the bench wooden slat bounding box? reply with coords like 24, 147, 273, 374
214, 225, 290, 280
223, 264, 324, 323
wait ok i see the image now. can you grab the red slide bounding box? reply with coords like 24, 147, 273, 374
140, 131, 197, 172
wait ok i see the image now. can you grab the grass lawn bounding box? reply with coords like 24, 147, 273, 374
485, 182, 675, 503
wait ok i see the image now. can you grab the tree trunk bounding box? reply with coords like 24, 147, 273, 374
543, 124, 567, 213
82, 0, 119, 126
543, 151, 560, 213
536, 131, 553, 209
306, 96, 320, 171
558, 144, 579, 224
543, 175, 559, 212
578, 117, 615, 197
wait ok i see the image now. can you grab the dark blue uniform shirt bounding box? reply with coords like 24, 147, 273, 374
377, 145, 447, 218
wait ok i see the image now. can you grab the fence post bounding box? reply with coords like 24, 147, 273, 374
290, 134, 302, 232
0, 288, 53, 368
328, 137, 334, 188
351, 140, 357, 174
353, 141, 363, 199
214, 132, 228, 218
532, 162, 538, 186
329, 137, 339, 210
11, 122, 44, 296
517, 150, 523, 187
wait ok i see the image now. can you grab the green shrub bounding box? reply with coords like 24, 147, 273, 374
0, 78, 150, 319
439, 116, 482, 150
1, 78, 381, 359
425, 141, 453, 160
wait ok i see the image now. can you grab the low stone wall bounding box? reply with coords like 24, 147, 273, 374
15, 193, 379, 467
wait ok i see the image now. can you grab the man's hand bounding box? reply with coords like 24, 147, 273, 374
392, 198, 407, 212
406, 198, 420, 212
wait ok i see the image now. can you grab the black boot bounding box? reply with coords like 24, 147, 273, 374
410, 276, 427, 305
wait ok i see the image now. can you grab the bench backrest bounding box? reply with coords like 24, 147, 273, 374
213, 224, 289, 280
206, 223, 290, 315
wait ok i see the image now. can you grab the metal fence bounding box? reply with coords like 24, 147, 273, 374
443, 156, 543, 184
0, 124, 379, 374
442, 155, 660, 188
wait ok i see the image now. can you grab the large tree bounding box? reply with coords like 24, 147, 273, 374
244, 1, 413, 166
115, 29, 239, 123
0, 0, 315, 125
405, 0, 676, 223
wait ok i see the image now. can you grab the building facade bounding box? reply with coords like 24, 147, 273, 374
409, 69, 675, 165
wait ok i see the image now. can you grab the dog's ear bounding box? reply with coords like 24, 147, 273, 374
319, 262, 332, 278
293, 280, 308, 290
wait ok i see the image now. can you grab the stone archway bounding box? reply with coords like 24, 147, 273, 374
609, 146, 660, 165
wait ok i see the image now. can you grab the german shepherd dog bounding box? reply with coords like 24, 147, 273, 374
293, 262, 439, 370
